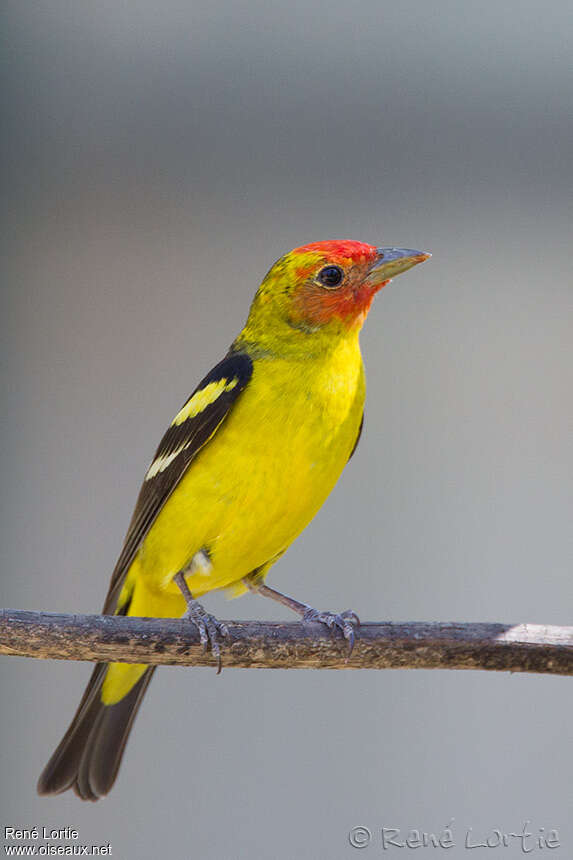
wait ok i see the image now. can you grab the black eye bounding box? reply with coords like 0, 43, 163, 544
317, 265, 344, 288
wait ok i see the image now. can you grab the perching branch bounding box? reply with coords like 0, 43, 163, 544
1, 609, 572, 676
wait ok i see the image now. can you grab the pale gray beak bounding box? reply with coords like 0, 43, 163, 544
365, 247, 431, 289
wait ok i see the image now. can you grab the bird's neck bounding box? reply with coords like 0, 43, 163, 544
233, 294, 363, 362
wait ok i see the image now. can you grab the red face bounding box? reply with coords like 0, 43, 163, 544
285, 240, 427, 331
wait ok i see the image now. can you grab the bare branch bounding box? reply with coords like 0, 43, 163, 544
1, 609, 572, 676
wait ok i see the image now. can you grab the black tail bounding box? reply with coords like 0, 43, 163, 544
37, 663, 155, 801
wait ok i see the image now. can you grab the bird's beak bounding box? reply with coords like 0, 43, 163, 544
364, 247, 431, 291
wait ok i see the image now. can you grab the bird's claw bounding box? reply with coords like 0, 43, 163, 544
184, 606, 229, 674
302, 608, 360, 656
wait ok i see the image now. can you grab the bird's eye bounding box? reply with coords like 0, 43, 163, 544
317, 265, 344, 288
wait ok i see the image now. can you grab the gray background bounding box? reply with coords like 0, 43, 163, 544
2, 2, 572, 858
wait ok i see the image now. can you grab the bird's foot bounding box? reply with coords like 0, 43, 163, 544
302, 607, 360, 656
183, 600, 229, 674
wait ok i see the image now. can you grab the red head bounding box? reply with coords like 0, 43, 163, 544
288, 240, 384, 330
239, 240, 430, 353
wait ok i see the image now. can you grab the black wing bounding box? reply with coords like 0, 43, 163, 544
348, 412, 364, 461
102, 351, 253, 614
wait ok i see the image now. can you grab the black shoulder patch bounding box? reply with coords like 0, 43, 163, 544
150, 352, 253, 468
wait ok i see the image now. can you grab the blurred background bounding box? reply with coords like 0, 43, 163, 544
2, 1, 572, 857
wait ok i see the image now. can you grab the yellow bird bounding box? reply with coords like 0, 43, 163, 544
38, 239, 429, 799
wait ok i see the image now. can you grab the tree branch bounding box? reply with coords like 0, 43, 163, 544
1, 609, 572, 675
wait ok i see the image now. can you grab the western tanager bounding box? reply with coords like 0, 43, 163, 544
38, 239, 429, 800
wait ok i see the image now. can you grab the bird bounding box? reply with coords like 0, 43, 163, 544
37, 239, 429, 800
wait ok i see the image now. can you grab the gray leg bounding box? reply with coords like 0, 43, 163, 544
174, 571, 228, 674
243, 578, 360, 655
